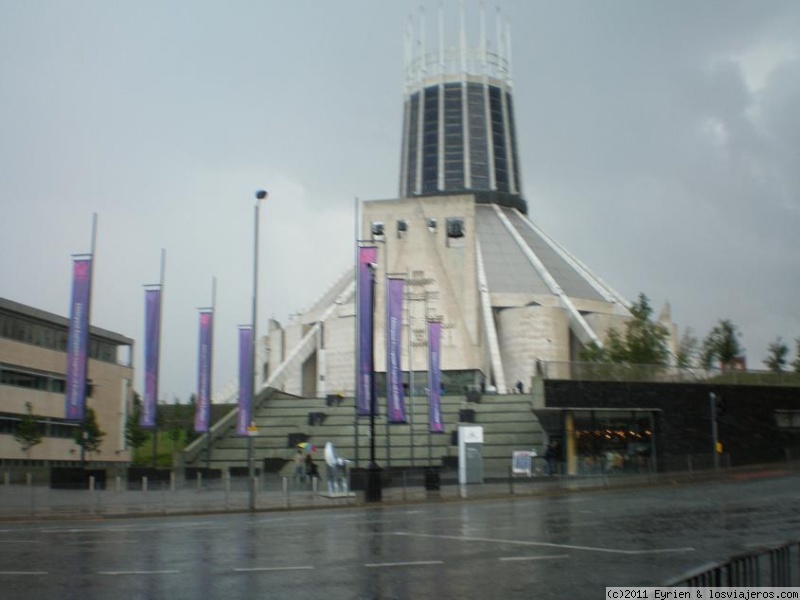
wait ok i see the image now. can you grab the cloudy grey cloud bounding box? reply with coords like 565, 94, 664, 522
1, 0, 798, 400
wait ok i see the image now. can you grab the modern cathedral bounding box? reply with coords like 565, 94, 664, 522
255, 8, 677, 404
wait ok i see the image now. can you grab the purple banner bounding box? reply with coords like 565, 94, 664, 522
357, 245, 378, 417
236, 326, 254, 436
194, 310, 213, 433
65, 257, 92, 421
386, 277, 406, 423
427, 321, 444, 433
141, 288, 161, 428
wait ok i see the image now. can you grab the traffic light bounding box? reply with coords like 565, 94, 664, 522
711, 392, 725, 420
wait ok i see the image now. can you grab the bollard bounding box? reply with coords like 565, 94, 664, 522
224, 473, 230, 509
312, 476, 318, 493
170, 470, 175, 492
197, 471, 202, 491
4, 471, 9, 486
28, 472, 35, 517
403, 471, 408, 501
282, 476, 290, 508
89, 475, 95, 492
143, 476, 148, 493
116, 476, 122, 493
26, 472, 32, 486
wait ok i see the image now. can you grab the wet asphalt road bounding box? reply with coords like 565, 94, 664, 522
2, 474, 799, 599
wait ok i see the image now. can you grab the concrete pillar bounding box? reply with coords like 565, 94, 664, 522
565, 410, 577, 476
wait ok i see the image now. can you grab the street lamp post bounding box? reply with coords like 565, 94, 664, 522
249, 189, 268, 510
365, 261, 382, 502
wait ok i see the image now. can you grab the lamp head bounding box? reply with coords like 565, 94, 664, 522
255, 190, 268, 200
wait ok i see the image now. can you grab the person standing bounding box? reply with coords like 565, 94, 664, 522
293, 449, 306, 485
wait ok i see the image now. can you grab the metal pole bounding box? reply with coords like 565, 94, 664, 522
154, 250, 166, 466
385, 273, 390, 468
151, 411, 158, 468
250, 191, 268, 511
205, 277, 216, 471
80, 214, 98, 469
710, 392, 719, 471
354, 197, 360, 467
407, 271, 414, 467
366, 262, 381, 502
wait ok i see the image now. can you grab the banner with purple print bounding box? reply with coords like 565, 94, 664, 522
236, 326, 253, 436
65, 257, 92, 421
141, 288, 161, 428
386, 277, 406, 423
194, 310, 213, 433
427, 321, 444, 433
357, 245, 378, 416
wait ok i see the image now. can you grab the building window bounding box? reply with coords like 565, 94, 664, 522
396, 220, 408, 239
446, 218, 465, 248
0, 413, 78, 439
371, 222, 385, 242
0, 310, 125, 365
0, 363, 71, 395
775, 410, 800, 429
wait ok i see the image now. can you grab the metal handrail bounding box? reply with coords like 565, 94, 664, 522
665, 540, 799, 587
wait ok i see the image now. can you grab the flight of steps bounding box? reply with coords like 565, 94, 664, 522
183, 390, 545, 477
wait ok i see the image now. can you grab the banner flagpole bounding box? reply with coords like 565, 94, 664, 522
65, 213, 97, 467
142, 248, 166, 467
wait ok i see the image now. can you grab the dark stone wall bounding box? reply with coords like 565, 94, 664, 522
543, 380, 800, 470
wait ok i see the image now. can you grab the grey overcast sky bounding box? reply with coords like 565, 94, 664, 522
2, 1, 799, 402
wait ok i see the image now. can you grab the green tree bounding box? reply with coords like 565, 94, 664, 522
579, 293, 669, 366
792, 338, 800, 374
14, 402, 43, 459
763, 337, 789, 373
699, 336, 716, 370
74, 407, 105, 458
580, 341, 607, 363
622, 294, 670, 365
704, 319, 743, 371
675, 328, 698, 369
167, 398, 184, 452
184, 394, 199, 444
124, 393, 149, 453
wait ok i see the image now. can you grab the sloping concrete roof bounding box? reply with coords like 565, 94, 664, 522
474, 205, 610, 303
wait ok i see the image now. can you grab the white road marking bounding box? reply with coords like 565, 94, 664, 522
500, 554, 570, 562
233, 566, 314, 572
98, 570, 180, 575
0, 571, 48, 575
391, 532, 695, 555
365, 560, 444, 568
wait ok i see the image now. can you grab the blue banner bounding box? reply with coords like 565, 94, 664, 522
427, 321, 444, 433
141, 288, 161, 428
236, 326, 253, 436
194, 310, 213, 433
386, 277, 406, 423
65, 257, 92, 421
357, 245, 378, 416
